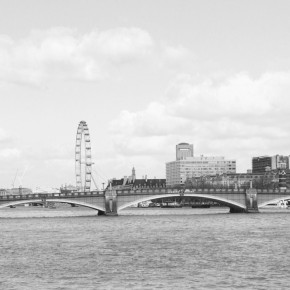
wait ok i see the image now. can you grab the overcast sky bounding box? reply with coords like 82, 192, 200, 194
1, 0, 290, 190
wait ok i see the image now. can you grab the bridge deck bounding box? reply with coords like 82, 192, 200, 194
1, 188, 290, 202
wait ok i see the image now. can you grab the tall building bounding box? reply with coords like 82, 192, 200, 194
252, 155, 290, 174
176, 143, 194, 160
166, 143, 236, 186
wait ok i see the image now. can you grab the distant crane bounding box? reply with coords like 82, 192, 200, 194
17, 166, 29, 187
11, 169, 19, 188
11, 166, 29, 189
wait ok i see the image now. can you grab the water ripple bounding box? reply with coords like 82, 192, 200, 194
0, 207, 290, 289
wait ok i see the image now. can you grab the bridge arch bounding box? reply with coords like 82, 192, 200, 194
118, 193, 246, 212
258, 196, 290, 208
0, 199, 105, 212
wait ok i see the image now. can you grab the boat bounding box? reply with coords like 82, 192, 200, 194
263, 200, 289, 209
161, 202, 182, 208
148, 202, 161, 207
191, 204, 210, 208
278, 200, 289, 209
138, 201, 152, 208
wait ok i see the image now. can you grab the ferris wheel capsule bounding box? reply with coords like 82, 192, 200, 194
75, 121, 92, 192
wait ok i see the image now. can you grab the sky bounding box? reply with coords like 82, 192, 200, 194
1, 0, 290, 190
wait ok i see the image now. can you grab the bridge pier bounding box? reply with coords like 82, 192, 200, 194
229, 207, 246, 213
104, 189, 118, 216
245, 188, 259, 213
41, 197, 48, 208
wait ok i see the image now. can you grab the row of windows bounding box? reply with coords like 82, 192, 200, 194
166, 166, 236, 171
166, 161, 236, 165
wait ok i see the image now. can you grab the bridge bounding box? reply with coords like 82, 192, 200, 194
1, 187, 290, 216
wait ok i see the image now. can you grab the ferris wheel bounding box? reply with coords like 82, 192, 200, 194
75, 121, 92, 192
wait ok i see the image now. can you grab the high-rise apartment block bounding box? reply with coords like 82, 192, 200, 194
166, 143, 236, 186
252, 155, 290, 174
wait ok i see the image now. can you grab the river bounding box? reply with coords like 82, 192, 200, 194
0, 206, 289, 289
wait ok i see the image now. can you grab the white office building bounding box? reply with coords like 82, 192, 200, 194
166, 143, 236, 186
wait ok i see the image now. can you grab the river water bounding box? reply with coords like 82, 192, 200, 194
1, 207, 289, 290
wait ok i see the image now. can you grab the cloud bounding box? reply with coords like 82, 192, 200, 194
110, 71, 290, 171
0, 128, 18, 158
0, 148, 21, 158
82, 27, 153, 63
20, 144, 74, 163
0, 27, 155, 85
161, 45, 193, 68
0, 128, 11, 142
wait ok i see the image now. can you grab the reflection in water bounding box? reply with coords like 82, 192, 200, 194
1, 206, 289, 289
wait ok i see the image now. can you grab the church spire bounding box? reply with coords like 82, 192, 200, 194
132, 166, 136, 181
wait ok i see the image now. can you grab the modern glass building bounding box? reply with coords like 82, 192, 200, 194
252, 155, 290, 174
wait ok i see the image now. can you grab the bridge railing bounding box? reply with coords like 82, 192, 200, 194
0, 191, 105, 201
115, 188, 248, 195
256, 188, 290, 193
114, 187, 290, 195
116, 188, 174, 195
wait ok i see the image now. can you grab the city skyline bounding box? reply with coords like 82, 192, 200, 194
1, 0, 290, 189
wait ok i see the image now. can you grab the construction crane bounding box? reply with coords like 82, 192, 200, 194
11, 169, 18, 188
91, 173, 99, 190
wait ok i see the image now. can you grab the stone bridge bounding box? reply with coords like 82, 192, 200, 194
1, 188, 290, 216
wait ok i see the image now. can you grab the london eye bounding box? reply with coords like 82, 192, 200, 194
75, 121, 92, 192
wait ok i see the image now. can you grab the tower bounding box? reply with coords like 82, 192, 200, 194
176, 143, 194, 160
132, 167, 136, 182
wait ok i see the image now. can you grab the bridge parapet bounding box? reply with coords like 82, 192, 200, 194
0, 191, 105, 202
256, 188, 290, 194
115, 188, 251, 195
